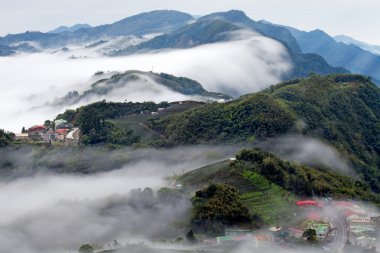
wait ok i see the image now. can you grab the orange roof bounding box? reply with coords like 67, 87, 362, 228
297, 200, 323, 208
55, 129, 69, 135
29, 125, 46, 131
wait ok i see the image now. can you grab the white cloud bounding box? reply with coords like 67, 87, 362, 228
0, 31, 291, 132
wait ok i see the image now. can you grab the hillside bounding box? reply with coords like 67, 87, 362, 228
50, 70, 230, 107
151, 74, 380, 192
110, 19, 240, 55
198, 10, 347, 78
177, 148, 379, 225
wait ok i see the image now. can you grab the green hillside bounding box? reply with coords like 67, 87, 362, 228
152, 74, 380, 192
178, 148, 379, 226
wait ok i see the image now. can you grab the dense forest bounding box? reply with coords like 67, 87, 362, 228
152, 74, 380, 192
235, 148, 378, 202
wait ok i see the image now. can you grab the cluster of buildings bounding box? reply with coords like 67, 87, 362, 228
332, 201, 378, 248
14, 119, 80, 145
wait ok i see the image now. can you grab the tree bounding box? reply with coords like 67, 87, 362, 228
303, 222, 318, 242
191, 184, 252, 235
44, 120, 52, 128
78, 244, 94, 253
186, 230, 196, 244
0, 129, 14, 147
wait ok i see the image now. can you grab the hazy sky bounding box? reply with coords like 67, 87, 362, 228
0, 0, 379, 45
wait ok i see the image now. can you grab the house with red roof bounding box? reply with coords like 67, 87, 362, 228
28, 125, 47, 141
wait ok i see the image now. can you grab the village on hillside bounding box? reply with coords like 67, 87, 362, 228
79, 198, 380, 253
14, 118, 81, 146
193, 199, 379, 252
12, 100, 205, 146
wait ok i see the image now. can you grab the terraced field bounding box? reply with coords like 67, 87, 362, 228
177, 160, 297, 226
240, 171, 297, 225
109, 102, 204, 142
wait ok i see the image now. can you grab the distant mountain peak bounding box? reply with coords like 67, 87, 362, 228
334, 35, 380, 56
200, 9, 251, 23
48, 24, 91, 34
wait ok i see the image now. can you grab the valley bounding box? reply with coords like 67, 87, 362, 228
0, 5, 380, 253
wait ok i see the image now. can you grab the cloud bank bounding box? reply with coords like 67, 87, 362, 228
0, 31, 291, 132
0, 146, 239, 253
260, 134, 353, 175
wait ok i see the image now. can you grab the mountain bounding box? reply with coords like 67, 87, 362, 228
113, 10, 347, 79
198, 10, 347, 77
287, 27, 380, 81
334, 35, 380, 56
110, 19, 240, 55
49, 70, 231, 107
150, 74, 380, 192
48, 24, 92, 33
199, 10, 301, 54
0, 9, 351, 81
0, 10, 194, 53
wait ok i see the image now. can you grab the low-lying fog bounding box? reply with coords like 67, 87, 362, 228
0, 146, 239, 253
0, 30, 292, 132
0, 144, 375, 252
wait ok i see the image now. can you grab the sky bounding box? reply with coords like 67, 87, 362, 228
0, 0, 379, 45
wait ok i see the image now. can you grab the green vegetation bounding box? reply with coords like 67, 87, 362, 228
109, 102, 204, 144
56, 100, 167, 124
236, 149, 378, 202
191, 184, 252, 235
153, 74, 380, 192
151, 94, 294, 144
78, 244, 94, 253
179, 159, 296, 226
56, 100, 168, 146
0, 129, 14, 147
266, 74, 380, 192
179, 148, 380, 228
239, 170, 296, 225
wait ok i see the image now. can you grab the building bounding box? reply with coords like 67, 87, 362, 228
225, 229, 252, 237
296, 200, 323, 208
216, 236, 233, 245
54, 119, 73, 129
14, 133, 29, 141
253, 235, 272, 249
65, 127, 80, 146
54, 119, 67, 127
28, 125, 46, 141
54, 128, 70, 141
349, 217, 376, 235
315, 224, 330, 241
